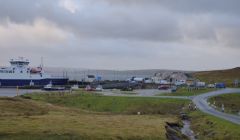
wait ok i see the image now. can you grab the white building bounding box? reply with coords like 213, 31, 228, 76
84, 75, 95, 83
196, 82, 206, 87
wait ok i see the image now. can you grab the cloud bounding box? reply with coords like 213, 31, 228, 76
0, 0, 239, 70
102, 0, 240, 15
0, 0, 239, 44
216, 27, 240, 48
0, 0, 181, 42
59, 0, 79, 14
0, 18, 69, 48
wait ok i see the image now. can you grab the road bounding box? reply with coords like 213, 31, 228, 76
0, 88, 43, 97
192, 88, 240, 125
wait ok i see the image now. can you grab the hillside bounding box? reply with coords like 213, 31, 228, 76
0, 94, 188, 140
45, 67, 190, 81
192, 67, 240, 86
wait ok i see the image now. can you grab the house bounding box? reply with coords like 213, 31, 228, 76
175, 80, 186, 86
186, 78, 198, 87
143, 78, 153, 84
196, 82, 206, 88
152, 71, 188, 85
84, 75, 96, 83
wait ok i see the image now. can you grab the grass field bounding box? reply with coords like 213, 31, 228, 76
208, 93, 240, 115
189, 111, 240, 140
23, 92, 189, 115
0, 93, 190, 140
159, 88, 216, 96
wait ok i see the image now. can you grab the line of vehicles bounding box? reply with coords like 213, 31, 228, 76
43, 82, 103, 91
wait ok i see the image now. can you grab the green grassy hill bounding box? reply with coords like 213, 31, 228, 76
1, 92, 240, 139
0, 97, 48, 116
208, 93, 240, 115
192, 67, 240, 86
0, 93, 189, 140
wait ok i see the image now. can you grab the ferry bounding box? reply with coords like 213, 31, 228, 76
0, 57, 68, 87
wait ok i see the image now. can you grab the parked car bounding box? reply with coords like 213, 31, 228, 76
71, 84, 79, 90
85, 85, 94, 91
158, 85, 170, 90
207, 84, 215, 88
43, 82, 65, 91
121, 87, 133, 91
215, 83, 226, 88
95, 85, 103, 91
171, 86, 177, 92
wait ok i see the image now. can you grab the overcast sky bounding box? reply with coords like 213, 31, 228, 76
0, 0, 239, 70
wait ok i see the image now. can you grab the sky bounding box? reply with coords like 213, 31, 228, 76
0, 0, 239, 70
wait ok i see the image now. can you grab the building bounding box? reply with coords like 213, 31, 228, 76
84, 75, 96, 83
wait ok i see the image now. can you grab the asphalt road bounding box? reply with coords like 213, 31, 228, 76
0, 88, 43, 97
192, 88, 240, 125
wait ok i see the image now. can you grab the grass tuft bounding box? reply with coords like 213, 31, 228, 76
208, 93, 240, 115
189, 111, 240, 140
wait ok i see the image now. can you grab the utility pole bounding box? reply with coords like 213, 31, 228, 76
41, 57, 43, 68
234, 79, 239, 87
16, 86, 19, 96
